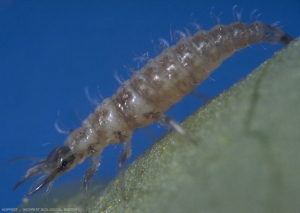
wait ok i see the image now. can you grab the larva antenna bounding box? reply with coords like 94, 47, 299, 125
23, 170, 57, 197
0, 156, 39, 170
12, 146, 76, 197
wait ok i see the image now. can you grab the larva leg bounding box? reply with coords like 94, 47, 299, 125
190, 91, 210, 102
83, 155, 100, 212
157, 113, 197, 144
144, 111, 196, 143
118, 139, 132, 200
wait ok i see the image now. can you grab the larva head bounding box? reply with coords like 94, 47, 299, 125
13, 146, 76, 196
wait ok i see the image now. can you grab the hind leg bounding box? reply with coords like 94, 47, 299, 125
145, 111, 196, 144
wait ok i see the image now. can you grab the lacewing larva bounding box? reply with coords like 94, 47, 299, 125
1, 19, 292, 209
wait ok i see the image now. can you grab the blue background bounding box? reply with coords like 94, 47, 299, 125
1, 0, 299, 209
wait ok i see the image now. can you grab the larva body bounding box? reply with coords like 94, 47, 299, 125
66, 21, 291, 161
4, 20, 292, 207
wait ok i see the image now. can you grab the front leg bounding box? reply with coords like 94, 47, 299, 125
83, 155, 100, 212
114, 131, 132, 200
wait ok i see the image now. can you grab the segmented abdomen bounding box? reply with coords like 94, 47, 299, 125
66, 21, 292, 157
110, 21, 289, 126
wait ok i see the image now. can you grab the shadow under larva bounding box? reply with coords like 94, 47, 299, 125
1, 19, 292, 211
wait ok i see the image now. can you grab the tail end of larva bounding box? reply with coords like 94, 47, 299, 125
278, 33, 293, 45
263, 24, 293, 45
